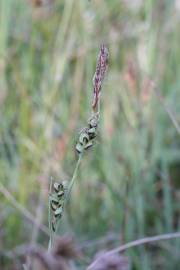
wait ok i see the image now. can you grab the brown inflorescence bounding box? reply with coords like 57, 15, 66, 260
92, 45, 109, 112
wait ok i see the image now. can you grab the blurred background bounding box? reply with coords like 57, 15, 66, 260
0, 0, 180, 269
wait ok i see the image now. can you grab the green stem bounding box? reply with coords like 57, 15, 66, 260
66, 154, 82, 201
48, 177, 53, 251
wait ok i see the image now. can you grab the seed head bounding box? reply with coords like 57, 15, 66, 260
92, 44, 109, 112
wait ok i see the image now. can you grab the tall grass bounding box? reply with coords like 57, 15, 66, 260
0, 0, 180, 269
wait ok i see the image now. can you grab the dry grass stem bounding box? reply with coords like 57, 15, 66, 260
88, 232, 180, 269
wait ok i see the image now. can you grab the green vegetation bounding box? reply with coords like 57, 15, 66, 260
0, 0, 180, 269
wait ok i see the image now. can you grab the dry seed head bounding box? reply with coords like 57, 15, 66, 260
92, 45, 109, 112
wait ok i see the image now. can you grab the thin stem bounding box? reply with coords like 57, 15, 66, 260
144, 74, 180, 135
153, 84, 180, 134
108, 231, 180, 255
66, 154, 82, 202
0, 183, 49, 236
88, 232, 180, 269
48, 177, 53, 251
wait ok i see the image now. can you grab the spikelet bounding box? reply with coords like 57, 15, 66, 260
76, 113, 99, 154
49, 181, 68, 232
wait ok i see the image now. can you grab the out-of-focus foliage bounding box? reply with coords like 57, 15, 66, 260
0, 0, 180, 269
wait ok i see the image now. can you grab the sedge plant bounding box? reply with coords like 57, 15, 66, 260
48, 45, 109, 249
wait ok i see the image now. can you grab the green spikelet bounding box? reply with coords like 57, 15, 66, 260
49, 181, 67, 232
